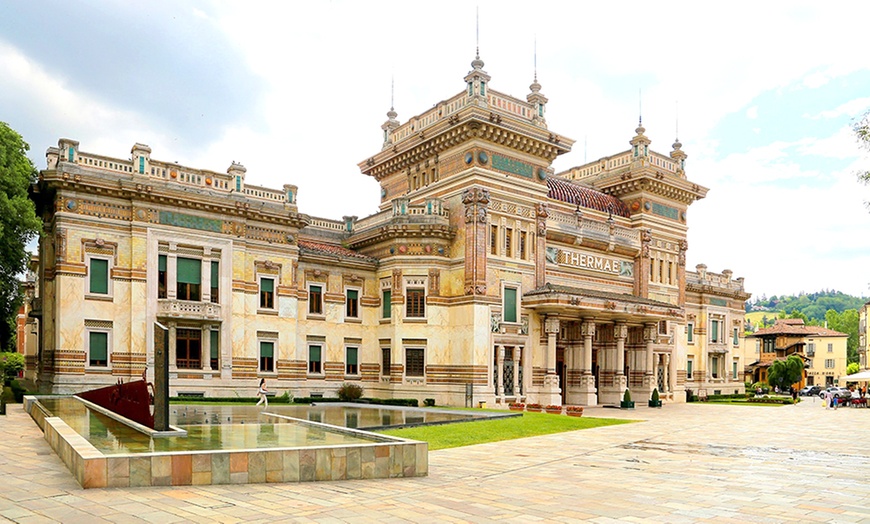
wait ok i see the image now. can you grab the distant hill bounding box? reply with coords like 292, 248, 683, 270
745, 290, 866, 322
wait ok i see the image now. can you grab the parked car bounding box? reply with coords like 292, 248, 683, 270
800, 385, 821, 396
819, 387, 851, 399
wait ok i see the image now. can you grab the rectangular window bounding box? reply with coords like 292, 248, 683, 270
381, 348, 391, 376
210, 261, 219, 304
89, 331, 108, 367
68, 147, 75, 162
260, 277, 274, 309
346, 347, 358, 375
176, 257, 201, 301
480, 81, 486, 96
490, 225, 498, 255
732, 360, 738, 379
519, 231, 527, 260
711, 356, 719, 379
763, 338, 775, 353
89, 258, 109, 295
158, 255, 167, 299
828, 343, 833, 353
138, 156, 144, 174
382, 290, 391, 319
687, 322, 694, 343
503, 287, 518, 323
808, 342, 815, 355
668, 261, 674, 285
825, 359, 835, 369
406, 288, 426, 318
309, 285, 323, 314
260, 341, 274, 372
658, 320, 668, 335
405, 348, 424, 377
210, 330, 219, 370
733, 327, 739, 346
346, 289, 359, 318
235, 176, 241, 192
686, 360, 693, 380
710, 320, 720, 343
308, 345, 322, 374
176, 328, 201, 369
504, 228, 512, 257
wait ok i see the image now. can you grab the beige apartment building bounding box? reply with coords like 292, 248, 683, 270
27, 51, 748, 406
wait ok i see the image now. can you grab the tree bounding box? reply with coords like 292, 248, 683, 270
856, 109, 870, 189
0, 122, 41, 351
0, 352, 24, 385
826, 309, 860, 364
847, 362, 860, 375
767, 355, 804, 391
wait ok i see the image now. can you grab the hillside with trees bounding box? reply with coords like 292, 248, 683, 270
746, 290, 867, 365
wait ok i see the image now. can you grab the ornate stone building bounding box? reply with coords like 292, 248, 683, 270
29, 52, 747, 406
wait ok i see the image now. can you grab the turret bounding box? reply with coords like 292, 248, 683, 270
131, 142, 151, 175
228, 162, 246, 192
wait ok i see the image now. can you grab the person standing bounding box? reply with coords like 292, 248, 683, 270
256, 378, 268, 408
824, 389, 831, 410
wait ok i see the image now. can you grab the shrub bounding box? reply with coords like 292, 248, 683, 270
423, 398, 435, 407
0, 352, 25, 386
10, 380, 27, 403
545, 405, 562, 411
565, 405, 584, 413
623, 389, 632, 403
337, 383, 364, 402
651, 388, 659, 403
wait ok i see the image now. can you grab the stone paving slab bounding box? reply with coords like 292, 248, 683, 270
3, 397, 870, 522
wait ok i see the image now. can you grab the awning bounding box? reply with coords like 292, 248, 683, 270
839, 370, 870, 383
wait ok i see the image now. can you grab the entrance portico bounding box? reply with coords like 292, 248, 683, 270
525, 283, 683, 406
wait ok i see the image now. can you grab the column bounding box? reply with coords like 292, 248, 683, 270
519, 345, 528, 396
496, 345, 505, 397
201, 248, 212, 303
638, 322, 657, 401
582, 320, 594, 374
541, 316, 561, 405
201, 325, 211, 371
167, 245, 178, 300
168, 321, 177, 372
512, 346, 521, 396
575, 320, 597, 406
614, 323, 628, 397
664, 353, 672, 394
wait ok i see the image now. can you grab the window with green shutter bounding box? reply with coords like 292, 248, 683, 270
210, 261, 219, 303
733, 328, 739, 346
382, 290, 391, 319
687, 322, 694, 343
139, 156, 144, 173
346, 289, 359, 318
687, 360, 693, 379
260, 341, 274, 372
503, 287, 518, 323
176, 257, 201, 300
260, 277, 274, 309
210, 330, 219, 369
158, 255, 167, 298
346, 347, 358, 375
308, 345, 322, 373
89, 331, 108, 367
711, 320, 719, 343
89, 258, 109, 295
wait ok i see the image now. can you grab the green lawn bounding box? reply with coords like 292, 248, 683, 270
378, 412, 635, 450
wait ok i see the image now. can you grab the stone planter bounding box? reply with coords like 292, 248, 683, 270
545, 408, 563, 415
648, 400, 662, 408
566, 409, 584, 417
508, 404, 525, 411
526, 405, 543, 412
620, 400, 635, 409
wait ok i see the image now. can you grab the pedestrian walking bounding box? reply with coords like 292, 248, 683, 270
256, 378, 268, 408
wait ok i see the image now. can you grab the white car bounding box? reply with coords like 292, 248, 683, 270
820, 387, 851, 400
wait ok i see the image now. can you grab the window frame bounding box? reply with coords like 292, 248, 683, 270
209, 329, 220, 370
259, 276, 276, 310
502, 284, 519, 324
210, 260, 220, 304
345, 346, 359, 376
308, 344, 323, 375
381, 289, 392, 319
345, 287, 360, 320
732, 327, 739, 346
259, 340, 275, 373
686, 359, 693, 380
86, 255, 112, 298
710, 319, 720, 344
381, 347, 391, 376
308, 283, 324, 315
176, 257, 202, 302
687, 322, 694, 344
176, 328, 202, 370
157, 254, 168, 299
86, 328, 111, 369
405, 288, 426, 319
405, 347, 425, 378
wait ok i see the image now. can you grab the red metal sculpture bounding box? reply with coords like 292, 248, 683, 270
78, 379, 154, 429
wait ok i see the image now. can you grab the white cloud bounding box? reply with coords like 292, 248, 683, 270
807, 96, 870, 120
803, 71, 829, 89
746, 106, 759, 120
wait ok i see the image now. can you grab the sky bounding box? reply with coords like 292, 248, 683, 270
2, 1, 869, 299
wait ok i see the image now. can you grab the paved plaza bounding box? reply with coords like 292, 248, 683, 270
2, 397, 870, 523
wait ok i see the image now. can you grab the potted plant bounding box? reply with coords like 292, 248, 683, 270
508, 402, 525, 411
649, 388, 662, 408
566, 405, 584, 417
545, 404, 563, 414
620, 389, 635, 409
525, 403, 543, 412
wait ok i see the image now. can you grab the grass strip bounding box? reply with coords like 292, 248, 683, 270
378, 412, 634, 450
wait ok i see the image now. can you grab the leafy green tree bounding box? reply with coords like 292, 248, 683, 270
767, 355, 804, 391
856, 109, 870, 189
0, 122, 41, 351
825, 309, 860, 364
0, 352, 25, 385
847, 362, 860, 375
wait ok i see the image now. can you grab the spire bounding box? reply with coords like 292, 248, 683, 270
527, 34, 547, 127
465, 8, 490, 99
471, 6, 484, 71
630, 92, 650, 159
381, 76, 399, 149
670, 99, 687, 175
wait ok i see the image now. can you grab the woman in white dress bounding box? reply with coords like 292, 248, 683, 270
256, 378, 268, 408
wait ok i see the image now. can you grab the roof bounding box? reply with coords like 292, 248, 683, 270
297, 240, 378, 263
524, 283, 675, 308
547, 177, 630, 218
750, 319, 847, 338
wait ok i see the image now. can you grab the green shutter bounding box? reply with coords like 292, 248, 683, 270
89, 259, 109, 294
90, 332, 108, 362
309, 345, 321, 362
711, 321, 719, 341
733, 328, 739, 345
687, 323, 694, 342
177, 257, 201, 284
211, 261, 219, 289
504, 288, 517, 323
261, 278, 274, 293
687, 361, 693, 375
139, 156, 144, 173
260, 341, 274, 358
210, 331, 219, 359
382, 290, 391, 318
158, 254, 167, 272
347, 347, 358, 365
347, 289, 358, 300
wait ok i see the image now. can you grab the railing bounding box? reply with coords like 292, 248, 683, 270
244, 185, 285, 203
157, 299, 221, 320
76, 153, 134, 175
307, 218, 347, 232
487, 90, 534, 120
546, 211, 641, 247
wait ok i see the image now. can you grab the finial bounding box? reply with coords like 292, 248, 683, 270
391, 76, 395, 112
675, 99, 679, 140
534, 35, 537, 83
470, 7, 485, 70
638, 87, 642, 127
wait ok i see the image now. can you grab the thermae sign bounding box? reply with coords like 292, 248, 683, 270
546, 247, 634, 277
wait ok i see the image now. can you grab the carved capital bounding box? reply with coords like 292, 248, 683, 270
614, 322, 628, 340
545, 316, 560, 335
581, 320, 596, 338
643, 323, 658, 342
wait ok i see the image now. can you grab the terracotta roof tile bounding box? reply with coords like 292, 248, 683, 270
547, 178, 630, 218
751, 319, 847, 337
297, 240, 378, 263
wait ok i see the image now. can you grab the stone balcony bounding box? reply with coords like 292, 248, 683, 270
157, 299, 221, 320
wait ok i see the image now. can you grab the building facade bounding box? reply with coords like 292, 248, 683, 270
30, 53, 747, 406
746, 319, 848, 389
859, 302, 869, 371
